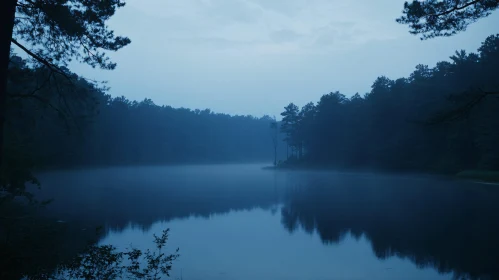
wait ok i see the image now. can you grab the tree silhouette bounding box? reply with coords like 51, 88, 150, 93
397, 0, 499, 39
0, 0, 130, 167
280, 103, 299, 159
5, 57, 283, 171
270, 116, 279, 166
278, 34, 499, 172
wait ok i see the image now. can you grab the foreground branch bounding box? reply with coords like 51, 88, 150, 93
11, 38, 70, 80
432, 0, 483, 17
427, 88, 499, 124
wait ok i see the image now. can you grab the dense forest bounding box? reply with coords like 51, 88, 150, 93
6, 34, 499, 175
5, 56, 284, 171
279, 34, 499, 173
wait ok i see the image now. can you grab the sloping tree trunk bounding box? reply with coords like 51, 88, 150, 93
0, 0, 17, 167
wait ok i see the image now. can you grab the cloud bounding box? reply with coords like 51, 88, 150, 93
270, 29, 303, 43
311, 21, 379, 50
76, 0, 499, 118
204, 0, 263, 24
123, 0, 402, 56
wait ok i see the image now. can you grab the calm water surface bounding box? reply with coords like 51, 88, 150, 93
35, 164, 499, 280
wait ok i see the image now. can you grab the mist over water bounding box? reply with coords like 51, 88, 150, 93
34, 164, 499, 280
4, 1, 499, 279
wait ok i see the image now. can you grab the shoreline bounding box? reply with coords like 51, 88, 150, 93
263, 164, 499, 184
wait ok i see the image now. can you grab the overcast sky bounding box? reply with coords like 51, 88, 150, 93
70, 0, 499, 118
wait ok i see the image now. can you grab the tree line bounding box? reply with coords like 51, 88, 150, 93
6, 55, 284, 172
279, 34, 499, 173
0, 1, 497, 189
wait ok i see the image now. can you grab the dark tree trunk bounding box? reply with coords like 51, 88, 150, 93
274, 145, 277, 166
299, 142, 303, 159
0, 0, 17, 167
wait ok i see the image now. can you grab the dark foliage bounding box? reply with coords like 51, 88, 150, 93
57, 229, 179, 280
1, 0, 131, 177
4, 56, 282, 173
397, 0, 499, 39
279, 34, 499, 173
13, 0, 130, 70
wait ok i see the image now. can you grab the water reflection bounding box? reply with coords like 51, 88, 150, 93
36, 164, 285, 231
280, 172, 499, 280
35, 165, 499, 279
102, 208, 451, 280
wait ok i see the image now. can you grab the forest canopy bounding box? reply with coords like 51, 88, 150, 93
279, 34, 499, 173
5, 58, 281, 171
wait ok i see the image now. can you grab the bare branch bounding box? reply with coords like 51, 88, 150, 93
426, 88, 499, 125
28, 71, 53, 96
11, 38, 70, 80
79, 37, 97, 60
8, 93, 71, 131
19, 0, 35, 4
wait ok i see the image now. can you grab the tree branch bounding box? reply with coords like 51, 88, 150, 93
11, 38, 70, 80
16, 3, 31, 9
29, 71, 53, 96
426, 88, 499, 124
431, 0, 483, 17
480, 89, 499, 95
18, 0, 36, 6
8, 93, 71, 131
79, 37, 97, 60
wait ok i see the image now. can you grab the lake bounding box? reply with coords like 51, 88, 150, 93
34, 163, 499, 280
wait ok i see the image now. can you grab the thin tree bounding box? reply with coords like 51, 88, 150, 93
280, 103, 299, 160
270, 116, 279, 166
